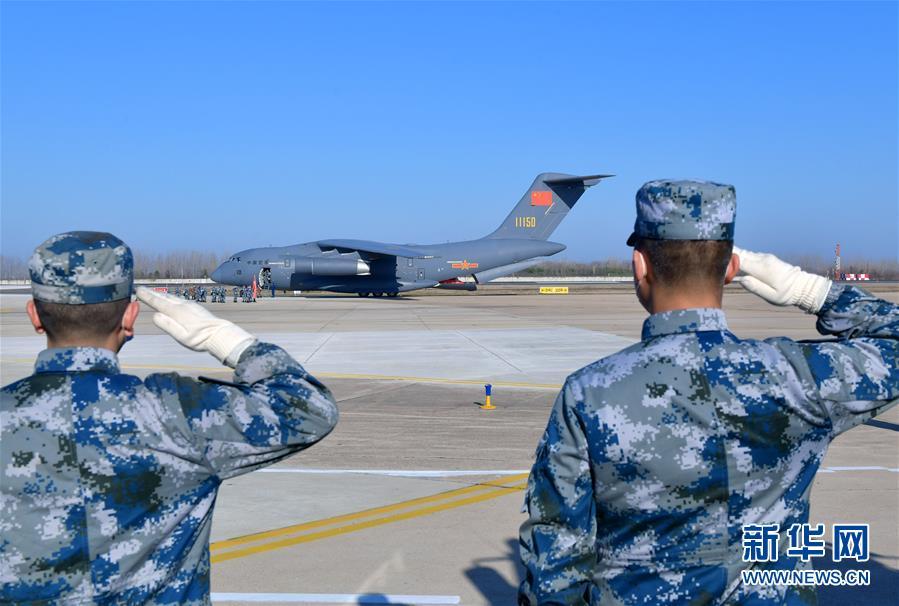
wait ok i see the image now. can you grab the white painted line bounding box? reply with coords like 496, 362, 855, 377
211, 593, 461, 604
818, 466, 899, 473
257, 467, 899, 477
255, 468, 529, 478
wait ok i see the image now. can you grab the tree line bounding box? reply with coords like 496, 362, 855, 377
515, 256, 899, 280
1, 251, 897, 281
0, 251, 225, 280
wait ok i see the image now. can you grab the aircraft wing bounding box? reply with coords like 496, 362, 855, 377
316, 239, 431, 258
543, 174, 613, 187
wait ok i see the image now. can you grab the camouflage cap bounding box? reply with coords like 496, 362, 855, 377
626, 180, 736, 246
29, 231, 133, 304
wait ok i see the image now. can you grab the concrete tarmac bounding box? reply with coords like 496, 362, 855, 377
1, 285, 897, 605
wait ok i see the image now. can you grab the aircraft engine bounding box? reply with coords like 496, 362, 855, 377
293, 257, 371, 276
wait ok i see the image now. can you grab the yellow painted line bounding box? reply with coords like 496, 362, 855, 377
211, 473, 528, 552
211, 478, 529, 563
0, 358, 562, 389
212, 483, 491, 551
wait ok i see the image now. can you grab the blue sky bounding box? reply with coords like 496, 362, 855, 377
2, 1, 897, 263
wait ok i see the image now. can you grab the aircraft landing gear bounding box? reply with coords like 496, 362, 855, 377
358, 292, 370, 298
372, 292, 384, 297
387, 292, 399, 298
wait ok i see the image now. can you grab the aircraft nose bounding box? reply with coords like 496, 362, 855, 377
211, 263, 226, 283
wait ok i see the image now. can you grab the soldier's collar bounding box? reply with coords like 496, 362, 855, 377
34, 347, 120, 374
642, 308, 729, 339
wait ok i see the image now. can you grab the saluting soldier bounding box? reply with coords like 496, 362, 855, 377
519, 181, 898, 604
1, 232, 339, 605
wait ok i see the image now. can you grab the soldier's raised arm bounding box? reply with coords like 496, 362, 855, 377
137, 287, 338, 478
735, 248, 899, 434
519, 381, 597, 605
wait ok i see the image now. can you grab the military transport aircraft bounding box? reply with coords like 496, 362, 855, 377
211, 172, 610, 297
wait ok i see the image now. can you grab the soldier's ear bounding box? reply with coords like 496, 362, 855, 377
632, 249, 648, 283
26, 299, 46, 334
724, 251, 740, 285
121, 300, 140, 337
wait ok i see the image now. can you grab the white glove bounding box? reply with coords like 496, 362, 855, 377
136, 286, 257, 367
733, 247, 832, 313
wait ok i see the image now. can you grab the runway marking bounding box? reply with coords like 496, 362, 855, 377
255, 465, 899, 477
0, 357, 564, 389
819, 466, 899, 473
314, 372, 561, 390
255, 468, 531, 477
211, 593, 460, 604
210, 474, 528, 563
212, 474, 527, 552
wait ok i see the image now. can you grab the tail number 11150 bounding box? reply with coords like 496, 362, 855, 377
515, 216, 537, 228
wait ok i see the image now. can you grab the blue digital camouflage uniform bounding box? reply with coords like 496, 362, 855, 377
519, 182, 899, 604
519, 286, 898, 604
1, 232, 339, 605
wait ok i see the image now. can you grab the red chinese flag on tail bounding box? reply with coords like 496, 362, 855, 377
531, 191, 553, 206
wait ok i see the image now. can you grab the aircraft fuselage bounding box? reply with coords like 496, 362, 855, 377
210, 238, 565, 295
210, 172, 610, 296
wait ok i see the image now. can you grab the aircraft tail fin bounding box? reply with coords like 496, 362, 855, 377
486, 173, 611, 240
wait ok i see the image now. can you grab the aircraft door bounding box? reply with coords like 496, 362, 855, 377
397, 257, 416, 282
259, 267, 272, 288
397, 256, 427, 283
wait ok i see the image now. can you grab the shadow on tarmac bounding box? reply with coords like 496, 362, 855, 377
284, 294, 421, 301
864, 418, 899, 432
354, 594, 394, 604
818, 548, 899, 606
464, 538, 523, 605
